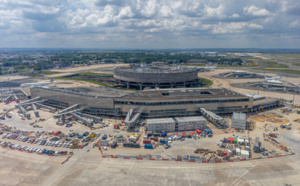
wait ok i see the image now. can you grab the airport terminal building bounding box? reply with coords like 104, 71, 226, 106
30, 86, 282, 120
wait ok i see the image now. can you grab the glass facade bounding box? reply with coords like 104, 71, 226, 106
114, 98, 249, 106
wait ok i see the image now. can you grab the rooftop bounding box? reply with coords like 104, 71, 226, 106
146, 118, 175, 124
119, 87, 248, 101
232, 112, 246, 120
115, 65, 197, 74
175, 116, 206, 122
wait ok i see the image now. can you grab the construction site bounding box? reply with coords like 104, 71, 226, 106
232, 79, 300, 94
217, 71, 266, 79
0, 64, 300, 185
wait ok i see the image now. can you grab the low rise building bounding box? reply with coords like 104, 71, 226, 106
146, 118, 175, 132
175, 116, 207, 131
146, 116, 207, 132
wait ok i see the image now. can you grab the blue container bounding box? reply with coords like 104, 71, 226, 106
144, 144, 153, 149
161, 132, 167, 137
102, 135, 107, 140
77, 135, 83, 139
204, 129, 212, 134
0, 117, 5, 120
147, 133, 152, 137
160, 139, 167, 144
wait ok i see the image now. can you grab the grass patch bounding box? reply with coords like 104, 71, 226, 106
17, 69, 31, 73
198, 78, 213, 86
41, 71, 61, 75
78, 72, 113, 76
253, 68, 300, 75
292, 63, 300, 67
181, 64, 206, 67
265, 61, 289, 68
55, 77, 136, 91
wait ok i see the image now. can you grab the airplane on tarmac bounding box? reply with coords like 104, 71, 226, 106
20, 78, 55, 87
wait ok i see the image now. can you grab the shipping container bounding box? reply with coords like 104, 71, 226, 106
234, 138, 237, 144
150, 137, 158, 142
111, 141, 117, 148
160, 139, 167, 144
204, 129, 212, 134
153, 133, 161, 137
143, 139, 151, 144
236, 148, 241, 155
227, 137, 234, 143
196, 129, 201, 134
144, 144, 154, 149
161, 132, 167, 137
123, 143, 140, 148
102, 135, 107, 140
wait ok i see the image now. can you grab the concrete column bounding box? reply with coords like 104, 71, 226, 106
184, 82, 186, 87
155, 84, 158, 88
171, 83, 173, 88
139, 83, 143, 90
127, 82, 129, 89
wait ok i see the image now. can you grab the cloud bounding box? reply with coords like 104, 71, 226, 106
0, 0, 299, 48
244, 5, 271, 16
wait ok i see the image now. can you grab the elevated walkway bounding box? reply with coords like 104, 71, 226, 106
125, 109, 141, 127
199, 108, 225, 128
71, 113, 93, 126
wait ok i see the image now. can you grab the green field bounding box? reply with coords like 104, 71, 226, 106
41, 71, 61, 75
292, 63, 300, 67
263, 61, 289, 68
253, 68, 300, 75
77, 72, 113, 76
54, 77, 136, 91
198, 78, 213, 86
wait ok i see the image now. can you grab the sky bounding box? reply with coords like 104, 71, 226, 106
0, 0, 300, 49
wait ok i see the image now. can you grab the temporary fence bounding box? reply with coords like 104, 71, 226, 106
101, 153, 294, 164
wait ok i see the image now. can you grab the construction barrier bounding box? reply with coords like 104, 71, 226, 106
149, 158, 156, 160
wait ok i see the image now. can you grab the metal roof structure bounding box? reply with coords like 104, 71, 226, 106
175, 116, 206, 122
146, 118, 175, 124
